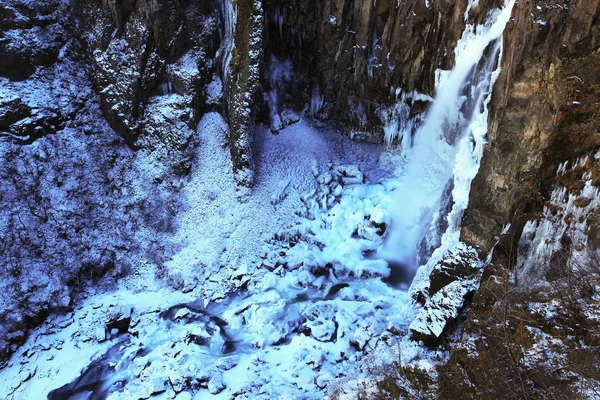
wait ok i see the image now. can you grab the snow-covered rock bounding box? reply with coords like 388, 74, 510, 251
409, 243, 483, 343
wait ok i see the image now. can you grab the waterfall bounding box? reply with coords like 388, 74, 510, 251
381, 0, 515, 273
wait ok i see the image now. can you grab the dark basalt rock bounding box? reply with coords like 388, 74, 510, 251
223, 0, 264, 187
75, 0, 219, 147
0, 98, 32, 130
261, 0, 504, 142
0, 95, 68, 143
428, 249, 481, 297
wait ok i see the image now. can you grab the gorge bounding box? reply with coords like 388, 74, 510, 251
0, 0, 599, 398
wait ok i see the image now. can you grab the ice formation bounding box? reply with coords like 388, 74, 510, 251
381, 0, 516, 273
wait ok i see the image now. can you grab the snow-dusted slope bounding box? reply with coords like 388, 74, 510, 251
0, 117, 418, 399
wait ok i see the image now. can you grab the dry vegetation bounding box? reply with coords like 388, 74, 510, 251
369, 251, 600, 399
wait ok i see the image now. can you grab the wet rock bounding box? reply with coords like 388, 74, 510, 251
105, 307, 133, 339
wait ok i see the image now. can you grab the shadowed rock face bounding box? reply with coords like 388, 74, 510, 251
461, 0, 600, 258
223, 0, 264, 188
0, 0, 67, 81
261, 0, 504, 141
75, 0, 220, 146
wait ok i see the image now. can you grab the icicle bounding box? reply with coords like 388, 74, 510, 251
464, 0, 480, 21
158, 80, 174, 95
307, 86, 324, 118
222, 0, 238, 79
274, 5, 283, 39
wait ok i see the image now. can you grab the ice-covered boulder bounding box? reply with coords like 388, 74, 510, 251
409, 243, 483, 344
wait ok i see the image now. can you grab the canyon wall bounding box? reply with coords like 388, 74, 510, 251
462, 0, 600, 265
261, 0, 503, 141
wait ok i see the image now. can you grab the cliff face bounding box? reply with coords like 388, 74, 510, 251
0, 0, 67, 82
462, 0, 600, 263
262, 0, 503, 141
75, 0, 220, 169
410, 0, 600, 349
223, 0, 264, 187
427, 4, 600, 396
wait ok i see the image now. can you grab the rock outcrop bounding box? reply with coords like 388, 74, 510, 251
222, 0, 264, 187
0, 0, 67, 81
409, 243, 483, 344
76, 0, 219, 151
462, 0, 600, 262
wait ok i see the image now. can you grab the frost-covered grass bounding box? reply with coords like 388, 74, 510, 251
435, 261, 600, 399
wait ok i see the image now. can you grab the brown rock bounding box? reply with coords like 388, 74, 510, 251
462, 0, 600, 254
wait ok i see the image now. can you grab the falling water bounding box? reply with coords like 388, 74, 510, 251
381, 0, 516, 275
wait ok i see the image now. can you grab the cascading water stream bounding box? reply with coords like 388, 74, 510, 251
380, 0, 516, 278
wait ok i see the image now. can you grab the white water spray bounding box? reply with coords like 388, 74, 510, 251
381, 0, 515, 271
